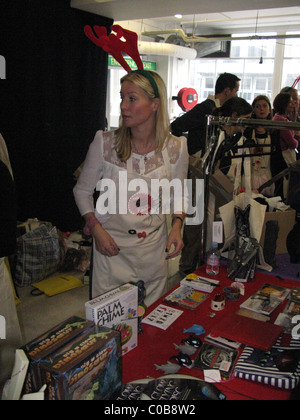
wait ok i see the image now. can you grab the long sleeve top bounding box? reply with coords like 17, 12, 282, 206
273, 113, 299, 151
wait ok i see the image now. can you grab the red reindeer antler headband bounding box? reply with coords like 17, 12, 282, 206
84, 24, 159, 98
292, 76, 300, 89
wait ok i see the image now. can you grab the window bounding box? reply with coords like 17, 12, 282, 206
191, 33, 277, 104
282, 32, 300, 89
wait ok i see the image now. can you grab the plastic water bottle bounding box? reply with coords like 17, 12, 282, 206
206, 242, 220, 276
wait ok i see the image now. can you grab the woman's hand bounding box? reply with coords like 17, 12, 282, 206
165, 217, 184, 260
92, 224, 120, 257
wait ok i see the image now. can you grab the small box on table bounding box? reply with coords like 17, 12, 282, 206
85, 283, 138, 355
39, 325, 121, 400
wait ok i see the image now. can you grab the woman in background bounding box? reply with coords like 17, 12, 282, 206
273, 93, 299, 167
249, 95, 275, 196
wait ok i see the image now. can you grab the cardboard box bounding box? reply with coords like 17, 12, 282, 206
23, 316, 94, 394
85, 283, 138, 355
260, 209, 296, 254
39, 325, 121, 400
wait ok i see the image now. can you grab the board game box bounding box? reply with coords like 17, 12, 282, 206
22, 316, 94, 394
85, 283, 138, 355
38, 325, 122, 400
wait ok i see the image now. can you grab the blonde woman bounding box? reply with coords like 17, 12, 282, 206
74, 71, 188, 306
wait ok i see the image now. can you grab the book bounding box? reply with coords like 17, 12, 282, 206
194, 343, 238, 378
210, 313, 284, 351
274, 287, 300, 333
164, 285, 208, 310
290, 287, 300, 304
85, 283, 138, 355
204, 333, 242, 350
141, 377, 226, 400
142, 304, 183, 330
240, 283, 290, 316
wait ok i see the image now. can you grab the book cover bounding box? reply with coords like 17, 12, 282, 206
210, 313, 284, 351
240, 283, 290, 316
194, 343, 238, 378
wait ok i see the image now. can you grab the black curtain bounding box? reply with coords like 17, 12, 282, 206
1, 0, 113, 231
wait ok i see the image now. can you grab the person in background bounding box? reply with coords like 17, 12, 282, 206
246, 95, 281, 197
281, 86, 300, 158
0, 133, 22, 385
273, 93, 299, 167
74, 71, 188, 307
214, 97, 253, 183
273, 93, 299, 198
281, 86, 300, 123
170, 73, 241, 275
171, 73, 241, 156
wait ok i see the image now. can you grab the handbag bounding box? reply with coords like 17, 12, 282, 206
14, 224, 60, 287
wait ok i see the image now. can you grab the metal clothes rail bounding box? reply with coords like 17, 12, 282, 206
197, 116, 300, 264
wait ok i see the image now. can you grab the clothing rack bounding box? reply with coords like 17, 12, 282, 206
198, 116, 300, 265
207, 116, 300, 132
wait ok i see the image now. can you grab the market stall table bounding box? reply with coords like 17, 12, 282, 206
122, 265, 299, 400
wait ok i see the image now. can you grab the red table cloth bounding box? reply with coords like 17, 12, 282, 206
122, 265, 300, 400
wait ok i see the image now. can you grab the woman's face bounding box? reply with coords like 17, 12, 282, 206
253, 99, 271, 119
120, 81, 158, 129
291, 90, 300, 112
286, 97, 295, 116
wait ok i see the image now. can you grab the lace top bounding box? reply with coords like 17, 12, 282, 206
74, 130, 189, 217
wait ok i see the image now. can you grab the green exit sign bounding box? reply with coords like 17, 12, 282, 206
108, 56, 156, 71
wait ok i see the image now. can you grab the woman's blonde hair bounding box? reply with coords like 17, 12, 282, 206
114, 70, 171, 161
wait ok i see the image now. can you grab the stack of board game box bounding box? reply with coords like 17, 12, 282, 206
22, 316, 122, 400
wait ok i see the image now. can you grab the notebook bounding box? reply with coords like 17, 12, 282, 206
210, 313, 284, 351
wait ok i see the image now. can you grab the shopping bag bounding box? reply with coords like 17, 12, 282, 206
31, 274, 83, 296
14, 224, 60, 287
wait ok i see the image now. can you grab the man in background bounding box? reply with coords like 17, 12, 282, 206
171, 73, 240, 275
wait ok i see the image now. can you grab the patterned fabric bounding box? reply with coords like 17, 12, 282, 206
234, 335, 300, 390
14, 224, 60, 287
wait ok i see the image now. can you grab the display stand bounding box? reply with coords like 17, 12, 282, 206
199, 116, 300, 263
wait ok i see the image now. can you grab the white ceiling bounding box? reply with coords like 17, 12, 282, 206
71, 0, 300, 35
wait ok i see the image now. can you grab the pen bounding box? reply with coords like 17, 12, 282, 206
185, 278, 220, 287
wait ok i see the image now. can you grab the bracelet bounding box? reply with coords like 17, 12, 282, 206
172, 216, 184, 227
83, 216, 101, 236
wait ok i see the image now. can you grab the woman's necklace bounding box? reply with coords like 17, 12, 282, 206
132, 141, 153, 163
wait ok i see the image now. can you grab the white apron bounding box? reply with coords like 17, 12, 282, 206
92, 149, 171, 307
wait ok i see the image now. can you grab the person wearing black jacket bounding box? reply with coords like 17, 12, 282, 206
0, 140, 22, 385
171, 73, 241, 156
170, 73, 240, 275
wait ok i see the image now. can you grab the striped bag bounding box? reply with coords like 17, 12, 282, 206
14, 224, 60, 287
234, 335, 300, 390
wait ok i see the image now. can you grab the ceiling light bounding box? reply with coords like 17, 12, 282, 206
174, 14, 182, 19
